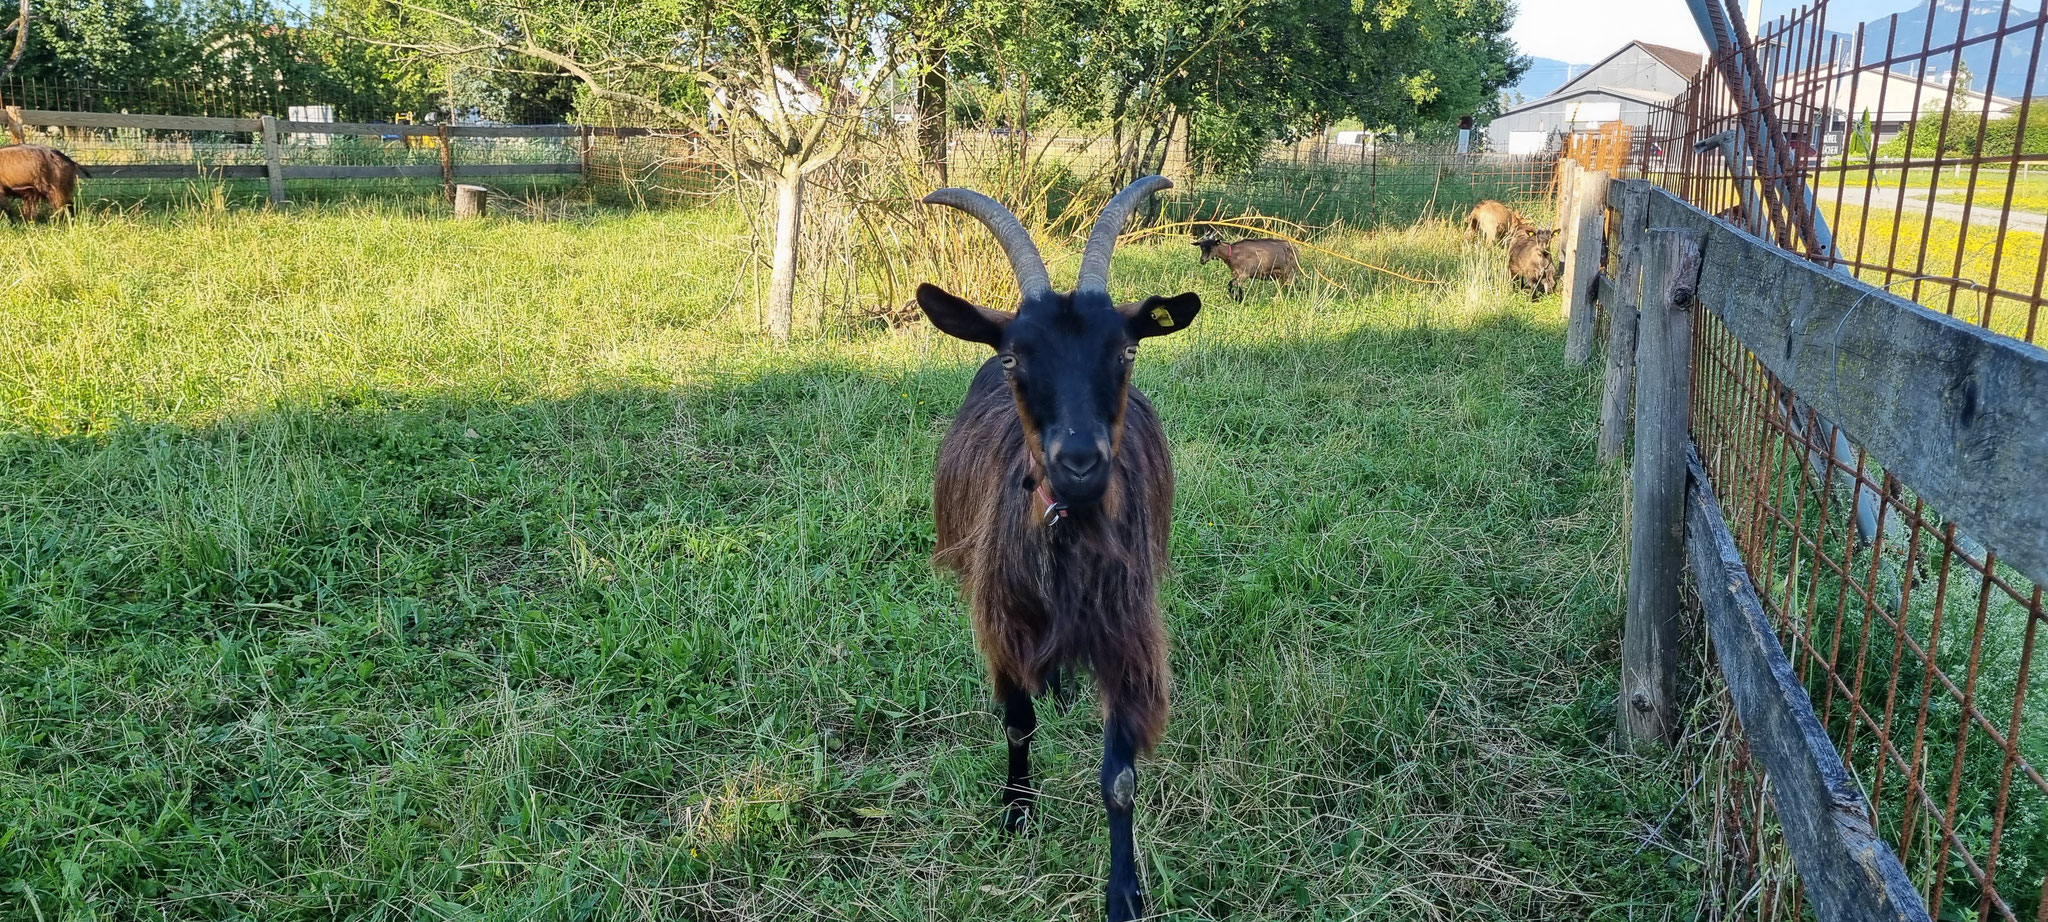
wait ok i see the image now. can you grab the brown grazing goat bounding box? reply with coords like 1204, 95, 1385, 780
1192, 229, 1299, 300
1507, 227, 1558, 299
0, 145, 88, 221
920, 176, 1200, 922
1465, 198, 1531, 244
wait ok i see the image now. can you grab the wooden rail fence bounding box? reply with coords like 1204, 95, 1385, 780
1569, 160, 2048, 921
0, 107, 665, 204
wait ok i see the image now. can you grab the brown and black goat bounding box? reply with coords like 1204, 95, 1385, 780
920, 177, 1199, 922
1192, 230, 1298, 300
1465, 198, 1531, 244
1506, 227, 1558, 299
0, 144, 88, 221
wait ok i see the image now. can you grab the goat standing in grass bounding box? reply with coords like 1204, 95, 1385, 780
0, 144, 88, 221
920, 176, 1200, 922
1192, 229, 1299, 300
1507, 227, 1558, 299
1464, 198, 1531, 244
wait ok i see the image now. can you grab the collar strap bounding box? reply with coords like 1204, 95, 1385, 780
1035, 479, 1069, 528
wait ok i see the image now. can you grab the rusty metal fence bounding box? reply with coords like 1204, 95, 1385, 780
1617, 1, 2048, 919
1642, 0, 2048, 347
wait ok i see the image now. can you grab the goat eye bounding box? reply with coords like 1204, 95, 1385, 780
1000, 354, 1017, 370
1123, 345, 1139, 362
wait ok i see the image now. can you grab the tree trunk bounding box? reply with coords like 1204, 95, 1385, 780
767, 169, 804, 341
917, 38, 947, 186
3, 0, 31, 83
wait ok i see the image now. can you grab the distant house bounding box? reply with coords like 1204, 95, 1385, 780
1776, 64, 2017, 154
1485, 41, 1705, 155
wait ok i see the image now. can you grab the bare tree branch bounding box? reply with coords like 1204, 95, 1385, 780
1, 0, 31, 83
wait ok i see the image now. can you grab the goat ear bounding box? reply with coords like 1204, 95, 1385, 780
917, 283, 1013, 347
1123, 291, 1201, 339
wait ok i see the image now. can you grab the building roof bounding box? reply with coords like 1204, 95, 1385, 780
1494, 85, 1673, 119
1554, 40, 1707, 96
1636, 43, 1705, 79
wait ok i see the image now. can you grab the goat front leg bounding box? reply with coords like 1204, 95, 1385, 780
1101, 720, 1143, 921
1000, 681, 1038, 834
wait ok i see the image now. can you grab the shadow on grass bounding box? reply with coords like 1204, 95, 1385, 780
0, 313, 1697, 920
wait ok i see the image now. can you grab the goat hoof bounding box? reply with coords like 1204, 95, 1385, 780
1106, 888, 1145, 922
1002, 799, 1032, 836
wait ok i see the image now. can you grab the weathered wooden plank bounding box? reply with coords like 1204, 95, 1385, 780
1564, 169, 1611, 365
274, 121, 581, 139
1647, 186, 2048, 589
84, 164, 270, 180
1685, 448, 1933, 922
274, 120, 439, 138
16, 109, 261, 132
260, 116, 286, 206
449, 124, 580, 138
1600, 180, 1652, 462
282, 164, 441, 180
272, 163, 581, 180
1623, 225, 1706, 746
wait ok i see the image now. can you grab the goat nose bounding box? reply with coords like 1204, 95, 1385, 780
1056, 446, 1103, 478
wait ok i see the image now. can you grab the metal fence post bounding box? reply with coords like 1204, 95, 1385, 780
260, 115, 286, 206
1621, 226, 1706, 747
1563, 169, 1611, 364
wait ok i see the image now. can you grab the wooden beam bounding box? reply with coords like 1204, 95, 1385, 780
272, 163, 580, 181
260, 116, 286, 206
1622, 225, 1706, 746
1600, 180, 1652, 462
273, 121, 583, 139
1685, 448, 1933, 922
16, 109, 261, 132
85, 164, 269, 180
1647, 187, 2048, 589
1563, 169, 1611, 365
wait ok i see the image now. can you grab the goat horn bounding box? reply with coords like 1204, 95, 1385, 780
1076, 175, 1173, 293
922, 188, 1052, 300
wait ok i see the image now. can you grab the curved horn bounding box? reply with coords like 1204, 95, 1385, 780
922, 188, 1052, 299
1076, 175, 1173, 293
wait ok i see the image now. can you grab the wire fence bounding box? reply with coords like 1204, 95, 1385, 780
1640, 0, 2048, 347
1632, 0, 2048, 918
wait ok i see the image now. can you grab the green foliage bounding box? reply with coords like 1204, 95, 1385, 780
952, 0, 1524, 175
0, 198, 1701, 919
7, 0, 435, 120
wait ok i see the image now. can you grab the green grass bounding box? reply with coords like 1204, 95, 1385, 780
1824, 203, 2045, 340
0, 198, 1698, 919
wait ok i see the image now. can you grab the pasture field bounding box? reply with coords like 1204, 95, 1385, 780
1, 198, 1698, 919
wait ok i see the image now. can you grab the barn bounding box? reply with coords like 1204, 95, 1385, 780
1486, 42, 1704, 155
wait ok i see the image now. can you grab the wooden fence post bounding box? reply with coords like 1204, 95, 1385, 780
1563, 169, 1611, 364
260, 115, 286, 206
579, 125, 592, 178
1599, 181, 1651, 462
453, 184, 488, 218
439, 123, 455, 202
1621, 226, 1706, 747
3, 106, 24, 144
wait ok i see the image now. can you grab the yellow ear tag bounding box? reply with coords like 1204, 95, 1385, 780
1151, 306, 1176, 327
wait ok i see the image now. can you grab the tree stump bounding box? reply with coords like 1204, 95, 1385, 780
454, 184, 488, 219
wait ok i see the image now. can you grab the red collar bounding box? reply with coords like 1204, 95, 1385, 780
1035, 479, 1069, 527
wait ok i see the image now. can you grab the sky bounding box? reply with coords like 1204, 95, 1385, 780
1506, 0, 1929, 64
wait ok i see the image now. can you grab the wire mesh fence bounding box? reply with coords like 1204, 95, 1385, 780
1634, 1, 2048, 917
1641, 0, 2048, 347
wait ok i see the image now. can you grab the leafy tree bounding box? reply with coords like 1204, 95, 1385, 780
952, 0, 1524, 180
333, 0, 896, 341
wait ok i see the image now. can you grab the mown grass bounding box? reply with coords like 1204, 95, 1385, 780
1, 199, 1699, 920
